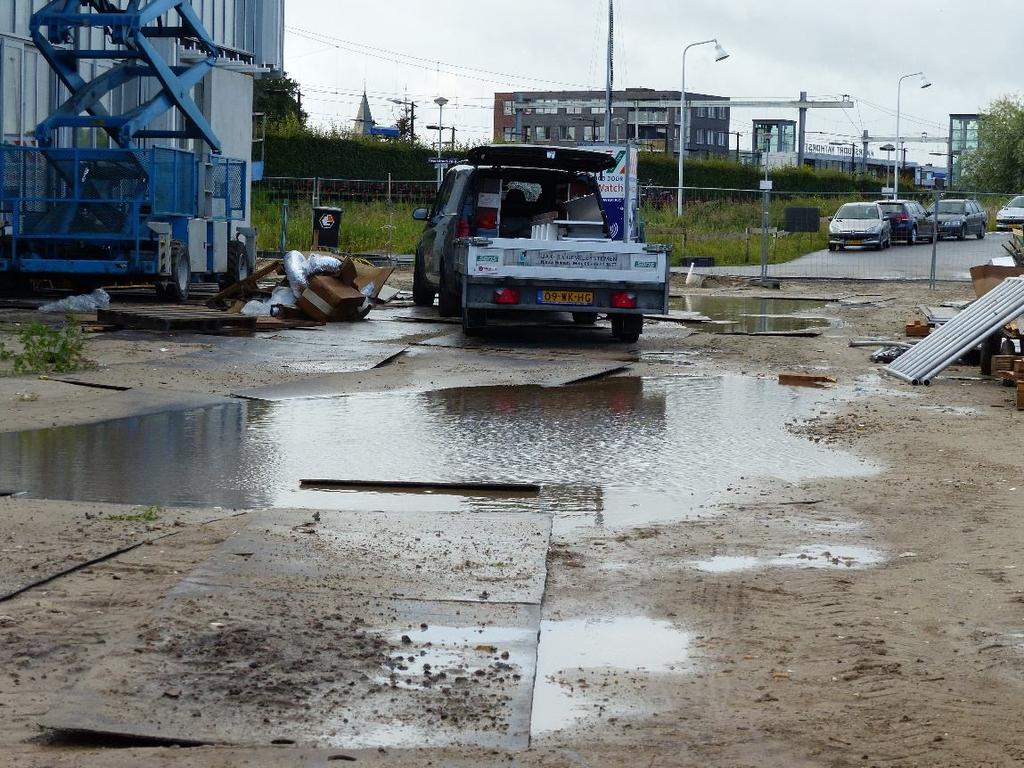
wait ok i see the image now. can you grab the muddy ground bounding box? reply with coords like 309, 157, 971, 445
2, 273, 1024, 767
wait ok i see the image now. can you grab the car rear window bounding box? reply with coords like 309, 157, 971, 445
938, 202, 966, 214
878, 203, 906, 214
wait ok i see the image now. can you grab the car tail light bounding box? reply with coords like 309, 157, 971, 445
456, 217, 470, 237
476, 208, 497, 230
610, 291, 637, 309
493, 288, 520, 304
895, 214, 910, 222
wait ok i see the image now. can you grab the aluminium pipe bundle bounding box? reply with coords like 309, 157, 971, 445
884, 277, 1024, 386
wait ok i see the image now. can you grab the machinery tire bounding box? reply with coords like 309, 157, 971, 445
572, 312, 599, 325
436, 262, 460, 318
164, 240, 190, 303
412, 253, 436, 307
611, 314, 643, 343
462, 308, 486, 336
225, 240, 250, 287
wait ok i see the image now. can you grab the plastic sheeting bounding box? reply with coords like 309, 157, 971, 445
241, 286, 298, 317
282, 250, 343, 294
39, 289, 111, 314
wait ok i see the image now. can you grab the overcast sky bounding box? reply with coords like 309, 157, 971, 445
283, 0, 1018, 164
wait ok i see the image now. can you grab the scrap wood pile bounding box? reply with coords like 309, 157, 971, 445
1002, 229, 1024, 266
209, 250, 403, 324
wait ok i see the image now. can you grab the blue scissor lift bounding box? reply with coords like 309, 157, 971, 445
0, 0, 253, 300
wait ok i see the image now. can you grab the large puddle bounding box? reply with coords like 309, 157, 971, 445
0, 376, 873, 529
672, 295, 832, 334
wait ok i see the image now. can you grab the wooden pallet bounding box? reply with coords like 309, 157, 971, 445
97, 305, 258, 332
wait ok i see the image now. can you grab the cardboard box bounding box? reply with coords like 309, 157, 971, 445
297, 275, 366, 322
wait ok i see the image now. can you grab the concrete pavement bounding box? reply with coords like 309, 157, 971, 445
685, 231, 1011, 281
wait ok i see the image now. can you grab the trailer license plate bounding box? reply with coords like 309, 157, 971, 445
537, 289, 594, 306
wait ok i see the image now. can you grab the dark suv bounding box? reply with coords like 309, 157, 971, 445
932, 199, 987, 240
876, 199, 936, 245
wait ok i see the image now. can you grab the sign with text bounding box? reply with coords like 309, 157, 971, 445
589, 144, 639, 242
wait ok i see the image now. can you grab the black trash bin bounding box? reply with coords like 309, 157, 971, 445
312, 206, 342, 249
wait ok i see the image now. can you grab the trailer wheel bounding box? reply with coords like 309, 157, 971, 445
612, 314, 643, 343
163, 240, 190, 303
463, 308, 486, 336
224, 240, 250, 287
437, 262, 460, 318
412, 253, 436, 307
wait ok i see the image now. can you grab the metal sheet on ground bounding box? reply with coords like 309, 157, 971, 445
0, 499, 243, 599
44, 508, 550, 749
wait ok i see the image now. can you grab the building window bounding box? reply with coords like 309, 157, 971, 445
591, 105, 606, 115
567, 125, 576, 141
595, 126, 606, 142
583, 125, 594, 142
697, 107, 707, 118
565, 105, 582, 115
696, 128, 706, 145
523, 126, 532, 141
503, 100, 514, 116
535, 125, 548, 141
718, 131, 727, 147
503, 127, 516, 142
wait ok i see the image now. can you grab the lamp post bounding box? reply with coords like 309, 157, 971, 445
880, 143, 896, 191
433, 97, 448, 189
677, 38, 729, 218
894, 72, 931, 199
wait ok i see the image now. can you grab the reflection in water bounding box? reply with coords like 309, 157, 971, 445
672, 295, 831, 334
0, 376, 873, 528
531, 616, 691, 735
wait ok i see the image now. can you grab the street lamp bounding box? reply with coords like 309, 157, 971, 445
677, 39, 729, 217
880, 142, 896, 189
612, 116, 626, 144
894, 72, 931, 198
433, 96, 448, 189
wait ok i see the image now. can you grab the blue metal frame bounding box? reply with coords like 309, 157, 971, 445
30, 0, 221, 150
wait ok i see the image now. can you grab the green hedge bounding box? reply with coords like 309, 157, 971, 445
638, 153, 893, 194
263, 127, 895, 193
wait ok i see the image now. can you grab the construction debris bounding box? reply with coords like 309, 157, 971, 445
885, 277, 1024, 386
778, 373, 837, 388
905, 320, 931, 338
39, 288, 110, 314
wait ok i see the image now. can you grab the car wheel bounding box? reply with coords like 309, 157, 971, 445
957, 225, 966, 241
977, 227, 986, 240
908, 226, 918, 245
412, 252, 436, 307
436, 262, 460, 318
828, 243, 837, 252
611, 314, 642, 343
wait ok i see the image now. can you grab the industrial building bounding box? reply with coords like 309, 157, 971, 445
493, 88, 731, 157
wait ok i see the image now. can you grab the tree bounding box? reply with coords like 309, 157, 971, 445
395, 112, 416, 143
254, 73, 307, 126
960, 96, 1024, 192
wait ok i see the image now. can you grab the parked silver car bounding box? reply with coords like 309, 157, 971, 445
996, 196, 1024, 231
828, 202, 892, 251
932, 199, 987, 240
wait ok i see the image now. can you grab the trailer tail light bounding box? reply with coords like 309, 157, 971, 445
610, 291, 637, 309
476, 208, 498, 231
493, 288, 520, 305
456, 217, 470, 238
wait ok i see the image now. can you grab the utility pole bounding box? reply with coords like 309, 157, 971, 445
862, 129, 869, 175
604, 0, 613, 142
797, 90, 807, 167
733, 131, 741, 162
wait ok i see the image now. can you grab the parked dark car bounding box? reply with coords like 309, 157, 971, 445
930, 199, 987, 240
876, 199, 936, 245
828, 202, 892, 251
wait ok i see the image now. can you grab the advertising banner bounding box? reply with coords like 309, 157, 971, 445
590, 144, 639, 242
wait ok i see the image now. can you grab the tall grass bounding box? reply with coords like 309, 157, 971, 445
251, 191, 422, 254
251, 192, 847, 266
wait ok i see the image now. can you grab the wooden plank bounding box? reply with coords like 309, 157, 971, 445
1018, 381, 1024, 411
205, 260, 284, 308
991, 355, 1017, 374
97, 307, 258, 332
905, 320, 931, 338
779, 373, 837, 388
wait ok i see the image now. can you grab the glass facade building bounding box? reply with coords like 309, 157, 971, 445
949, 114, 979, 187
